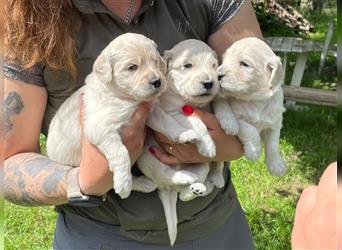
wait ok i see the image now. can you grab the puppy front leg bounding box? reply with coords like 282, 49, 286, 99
95, 133, 132, 199
174, 115, 216, 158
147, 106, 200, 143
238, 120, 261, 162
262, 128, 287, 176
213, 97, 239, 135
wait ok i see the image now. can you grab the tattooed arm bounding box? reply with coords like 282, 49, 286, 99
5, 153, 70, 206
4, 78, 151, 205
5, 79, 46, 156
4, 78, 70, 206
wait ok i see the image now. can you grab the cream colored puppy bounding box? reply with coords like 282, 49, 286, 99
136, 40, 224, 246
215, 37, 286, 176
47, 33, 166, 199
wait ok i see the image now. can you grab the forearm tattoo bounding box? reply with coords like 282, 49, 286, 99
5, 92, 24, 134
5, 153, 71, 206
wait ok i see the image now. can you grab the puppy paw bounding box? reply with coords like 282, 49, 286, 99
244, 142, 261, 162
190, 182, 207, 196
171, 171, 198, 185
219, 118, 239, 135
114, 182, 132, 199
208, 174, 225, 188
266, 158, 287, 176
177, 130, 200, 144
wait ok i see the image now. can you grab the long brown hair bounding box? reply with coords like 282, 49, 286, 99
5, 0, 81, 78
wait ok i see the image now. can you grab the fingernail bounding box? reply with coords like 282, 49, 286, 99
182, 105, 194, 116
148, 147, 156, 154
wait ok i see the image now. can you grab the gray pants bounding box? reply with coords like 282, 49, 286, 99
53, 204, 255, 250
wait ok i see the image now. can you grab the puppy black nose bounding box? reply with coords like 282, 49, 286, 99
203, 81, 213, 90
150, 79, 161, 88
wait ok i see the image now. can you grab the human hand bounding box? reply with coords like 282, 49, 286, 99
291, 162, 340, 250
79, 101, 151, 195
149, 105, 243, 165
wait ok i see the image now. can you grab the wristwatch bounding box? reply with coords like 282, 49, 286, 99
66, 167, 107, 207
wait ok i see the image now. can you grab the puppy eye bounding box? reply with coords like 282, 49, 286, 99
240, 61, 249, 67
213, 63, 217, 68
127, 64, 138, 71
184, 63, 192, 69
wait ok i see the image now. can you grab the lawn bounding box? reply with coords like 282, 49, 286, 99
231, 105, 336, 250
4, 4, 337, 250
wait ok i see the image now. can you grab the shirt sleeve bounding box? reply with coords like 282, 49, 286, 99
4, 61, 46, 87
208, 0, 246, 35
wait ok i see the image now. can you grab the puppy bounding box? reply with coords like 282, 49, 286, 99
46, 33, 166, 199
215, 37, 286, 176
135, 39, 224, 246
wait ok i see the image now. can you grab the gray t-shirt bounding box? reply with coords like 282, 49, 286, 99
5, 0, 245, 244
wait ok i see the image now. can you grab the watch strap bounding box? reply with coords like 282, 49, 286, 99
66, 167, 83, 200
65, 167, 106, 207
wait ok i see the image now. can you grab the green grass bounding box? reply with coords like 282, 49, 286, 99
4, 204, 56, 250
231, 105, 336, 250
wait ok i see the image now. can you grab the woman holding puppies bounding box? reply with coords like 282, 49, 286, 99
4, 0, 262, 249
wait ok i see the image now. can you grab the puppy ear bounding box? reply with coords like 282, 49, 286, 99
266, 57, 283, 89
163, 50, 173, 73
93, 55, 113, 85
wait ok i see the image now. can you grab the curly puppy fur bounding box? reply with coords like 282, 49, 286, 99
47, 33, 167, 199
215, 37, 286, 176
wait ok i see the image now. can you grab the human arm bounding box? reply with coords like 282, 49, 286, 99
4, 77, 151, 206
207, 0, 263, 62
4, 78, 71, 206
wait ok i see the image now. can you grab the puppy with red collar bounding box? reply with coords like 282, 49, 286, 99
136, 39, 224, 246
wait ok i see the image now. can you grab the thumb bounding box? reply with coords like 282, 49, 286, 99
182, 105, 220, 130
